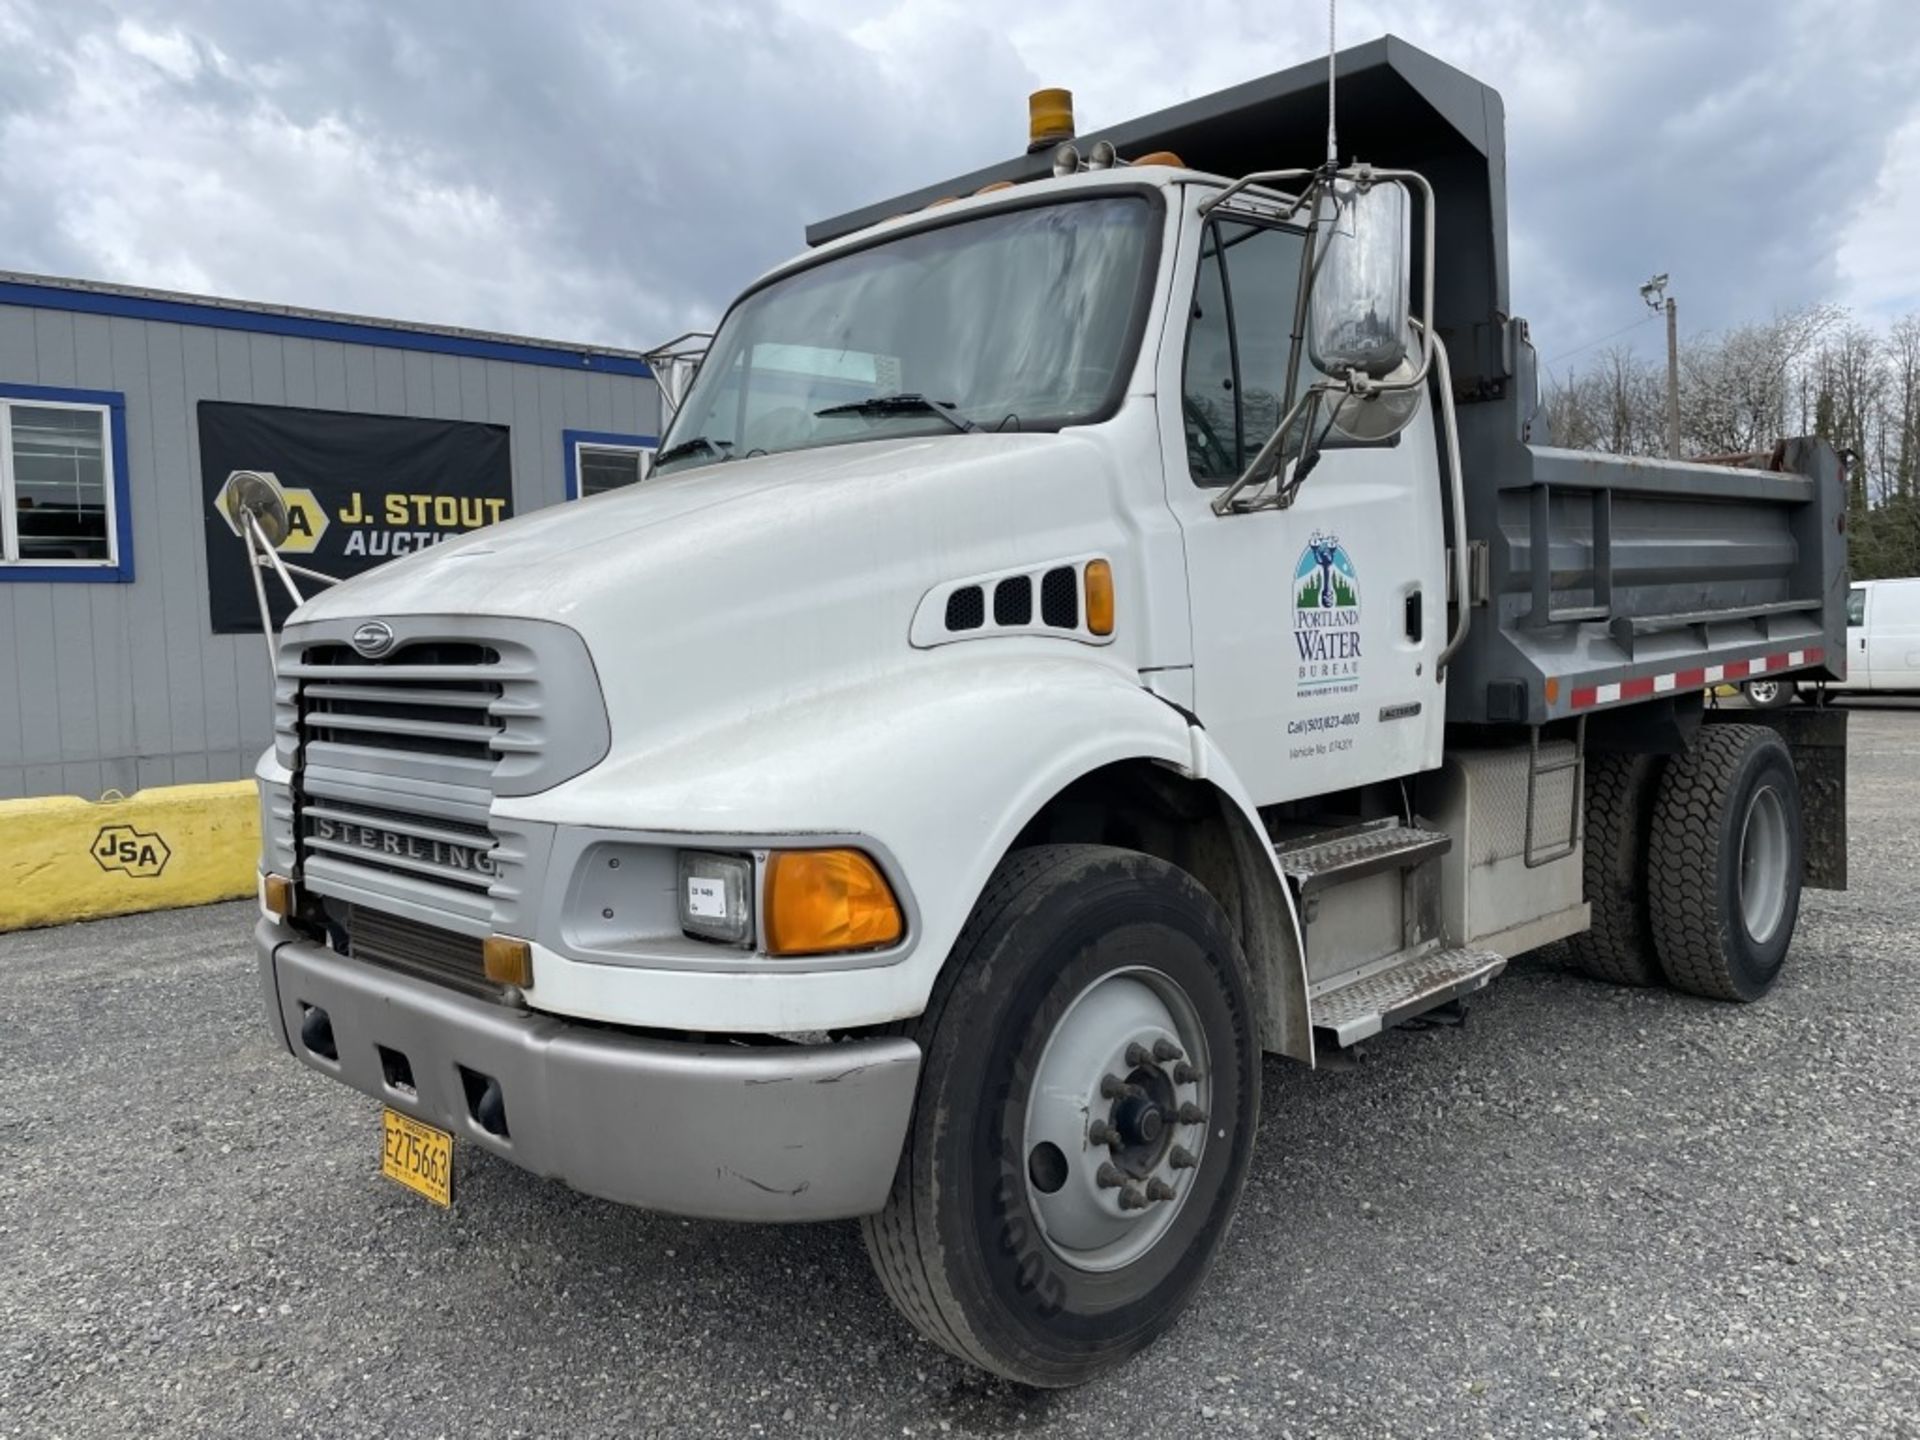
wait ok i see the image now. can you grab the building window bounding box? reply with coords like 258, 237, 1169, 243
580, 444, 646, 495
0, 386, 133, 582
563, 429, 658, 500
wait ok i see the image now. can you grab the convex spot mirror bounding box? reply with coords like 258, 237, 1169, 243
1309, 177, 1410, 381
214, 468, 293, 548
1326, 358, 1423, 443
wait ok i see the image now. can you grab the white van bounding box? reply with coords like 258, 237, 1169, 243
1746, 577, 1920, 704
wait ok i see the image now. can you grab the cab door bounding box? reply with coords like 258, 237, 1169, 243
1158, 203, 1446, 806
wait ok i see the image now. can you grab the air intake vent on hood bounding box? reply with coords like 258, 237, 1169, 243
913, 557, 1115, 650
945, 585, 985, 631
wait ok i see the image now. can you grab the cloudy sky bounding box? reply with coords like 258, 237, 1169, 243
3, 0, 1916, 378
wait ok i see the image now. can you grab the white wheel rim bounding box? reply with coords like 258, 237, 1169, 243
1747, 681, 1779, 705
1738, 783, 1790, 944
1021, 966, 1212, 1274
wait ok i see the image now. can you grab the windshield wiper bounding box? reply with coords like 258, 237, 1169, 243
814, 393, 979, 434
653, 435, 733, 467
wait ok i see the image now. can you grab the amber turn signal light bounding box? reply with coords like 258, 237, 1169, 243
483, 935, 533, 988
263, 873, 294, 921
765, 850, 904, 957
1084, 559, 1115, 636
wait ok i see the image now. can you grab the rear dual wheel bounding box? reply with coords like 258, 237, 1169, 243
1572, 725, 1803, 1002
863, 845, 1258, 1387
1648, 724, 1804, 1000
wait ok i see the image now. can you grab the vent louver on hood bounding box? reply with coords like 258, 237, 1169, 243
915, 556, 1115, 648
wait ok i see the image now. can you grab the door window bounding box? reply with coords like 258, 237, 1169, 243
1846, 587, 1866, 626
1181, 219, 1309, 483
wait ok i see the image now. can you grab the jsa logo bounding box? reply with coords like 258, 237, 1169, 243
92, 824, 172, 879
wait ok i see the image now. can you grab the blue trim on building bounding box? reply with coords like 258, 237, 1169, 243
0, 278, 653, 379
563, 429, 659, 500
0, 382, 134, 584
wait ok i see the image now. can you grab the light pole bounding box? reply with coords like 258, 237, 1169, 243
1640, 274, 1680, 458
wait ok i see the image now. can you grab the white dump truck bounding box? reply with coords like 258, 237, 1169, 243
240, 37, 1849, 1385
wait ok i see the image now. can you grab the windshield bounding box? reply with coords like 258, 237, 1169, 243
654, 194, 1155, 474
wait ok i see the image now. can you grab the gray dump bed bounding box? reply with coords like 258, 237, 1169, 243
813, 34, 1849, 727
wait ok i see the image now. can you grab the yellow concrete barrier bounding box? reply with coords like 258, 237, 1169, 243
0, 781, 258, 932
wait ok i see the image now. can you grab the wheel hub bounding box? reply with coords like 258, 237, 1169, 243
1114, 1093, 1164, 1148
1738, 781, 1790, 944
1021, 968, 1214, 1273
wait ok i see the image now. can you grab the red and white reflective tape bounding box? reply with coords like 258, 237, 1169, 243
1567, 647, 1825, 712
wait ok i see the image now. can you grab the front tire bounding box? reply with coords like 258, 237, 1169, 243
862, 845, 1259, 1387
1648, 725, 1804, 1001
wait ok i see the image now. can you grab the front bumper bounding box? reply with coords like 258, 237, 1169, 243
256, 920, 921, 1221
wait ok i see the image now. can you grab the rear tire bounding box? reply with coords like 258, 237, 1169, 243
1648, 725, 1803, 1001
862, 844, 1259, 1387
1742, 678, 1796, 709
1566, 752, 1667, 986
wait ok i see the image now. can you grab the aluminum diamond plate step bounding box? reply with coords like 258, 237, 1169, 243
1310, 946, 1507, 1047
1273, 820, 1452, 897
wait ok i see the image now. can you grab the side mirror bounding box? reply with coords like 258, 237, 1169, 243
1309, 176, 1410, 380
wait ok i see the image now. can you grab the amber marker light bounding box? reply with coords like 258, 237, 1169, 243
1084, 559, 1115, 636
263, 873, 294, 921
483, 935, 533, 988
765, 850, 904, 957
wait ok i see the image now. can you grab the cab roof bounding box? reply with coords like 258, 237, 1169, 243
807, 34, 1512, 396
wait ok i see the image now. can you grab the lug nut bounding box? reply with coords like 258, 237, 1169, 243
1177, 1102, 1209, 1125
1089, 1120, 1123, 1147
1173, 1062, 1200, 1085
1125, 1042, 1153, 1068
1096, 1162, 1126, 1190
1169, 1144, 1199, 1170
1152, 1038, 1183, 1063
1100, 1074, 1144, 1100
1118, 1184, 1150, 1211
1146, 1177, 1178, 1203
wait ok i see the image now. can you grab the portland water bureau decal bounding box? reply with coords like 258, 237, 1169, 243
1293, 531, 1362, 696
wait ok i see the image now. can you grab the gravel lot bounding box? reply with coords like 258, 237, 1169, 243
3, 707, 1917, 1439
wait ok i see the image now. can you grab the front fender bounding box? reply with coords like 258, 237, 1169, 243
500, 653, 1297, 1034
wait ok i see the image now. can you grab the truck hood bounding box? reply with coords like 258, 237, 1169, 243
289, 428, 1155, 756
299, 437, 1075, 622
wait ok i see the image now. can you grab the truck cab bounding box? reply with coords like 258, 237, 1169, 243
247, 36, 1848, 1387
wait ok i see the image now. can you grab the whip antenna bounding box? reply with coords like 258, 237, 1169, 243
1326, 0, 1337, 167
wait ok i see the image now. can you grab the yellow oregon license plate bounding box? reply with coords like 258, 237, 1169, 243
381, 1108, 453, 1207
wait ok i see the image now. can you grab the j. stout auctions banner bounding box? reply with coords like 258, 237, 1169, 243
198, 401, 512, 634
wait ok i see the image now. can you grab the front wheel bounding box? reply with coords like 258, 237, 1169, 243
862, 845, 1259, 1387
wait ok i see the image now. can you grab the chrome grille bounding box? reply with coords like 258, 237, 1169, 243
299, 640, 508, 766
277, 615, 607, 950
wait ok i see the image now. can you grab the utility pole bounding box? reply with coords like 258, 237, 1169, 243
1640, 274, 1680, 458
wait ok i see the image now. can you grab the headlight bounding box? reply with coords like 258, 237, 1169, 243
677, 850, 754, 945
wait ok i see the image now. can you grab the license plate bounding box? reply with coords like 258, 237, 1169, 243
381, 1108, 453, 1208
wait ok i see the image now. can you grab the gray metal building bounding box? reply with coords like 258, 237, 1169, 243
0, 272, 660, 800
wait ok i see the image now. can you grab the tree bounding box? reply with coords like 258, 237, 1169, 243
1541, 304, 1920, 578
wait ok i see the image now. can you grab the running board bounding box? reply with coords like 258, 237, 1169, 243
1273, 820, 1451, 898
1310, 946, 1507, 1048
